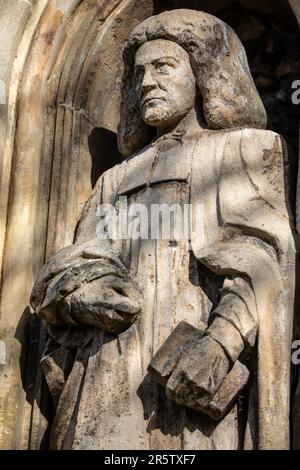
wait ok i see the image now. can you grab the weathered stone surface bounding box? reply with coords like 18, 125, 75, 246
290, 0, 300, 27
0, 0, 299, 451
28, 9, 295, 450
204, 361, 250, 421
30, 243, 143, 333
148, 321, 205, 386
150, 320, 250, 420
166, 335, 230, 409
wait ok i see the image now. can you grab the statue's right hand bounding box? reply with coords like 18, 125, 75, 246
35, 274, 142, 333
68, 275, 142, 332
30, 241, 143, 333
32, 266, 142, 334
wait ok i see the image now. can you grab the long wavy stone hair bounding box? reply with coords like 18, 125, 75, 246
117, 9, 267, 157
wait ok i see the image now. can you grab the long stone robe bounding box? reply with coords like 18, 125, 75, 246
41, 126, 295, 450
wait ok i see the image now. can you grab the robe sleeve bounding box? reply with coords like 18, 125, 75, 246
190, 128, 295, 449
33, 160, 143, 346
206, 276, 258, 362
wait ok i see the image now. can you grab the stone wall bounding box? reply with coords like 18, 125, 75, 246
0, 0, 299, 449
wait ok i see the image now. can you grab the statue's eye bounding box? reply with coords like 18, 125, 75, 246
155, 62, 170, 74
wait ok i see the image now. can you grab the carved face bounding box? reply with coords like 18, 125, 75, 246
134, 39, 196, 129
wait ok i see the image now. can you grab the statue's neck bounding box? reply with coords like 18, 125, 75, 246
156, 108, 204, 138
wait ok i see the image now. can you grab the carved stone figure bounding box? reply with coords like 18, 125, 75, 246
30, 10, 295, 450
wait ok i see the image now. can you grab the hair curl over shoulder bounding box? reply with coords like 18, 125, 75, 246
117, 9, 267, 157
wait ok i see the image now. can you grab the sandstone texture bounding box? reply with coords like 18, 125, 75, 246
0, 0, 299, 450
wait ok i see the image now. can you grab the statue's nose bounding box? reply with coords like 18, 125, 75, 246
141, 68, 156, 91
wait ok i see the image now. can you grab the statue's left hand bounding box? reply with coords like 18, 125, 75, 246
165, 335, 230, 410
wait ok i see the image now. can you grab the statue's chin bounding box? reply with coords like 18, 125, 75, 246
143, 117, 162, 127
142, 104, 173, 128
143, 114, 175, 129
142, 103, 191, 129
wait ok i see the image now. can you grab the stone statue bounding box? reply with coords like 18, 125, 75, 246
30, 10, 295, 450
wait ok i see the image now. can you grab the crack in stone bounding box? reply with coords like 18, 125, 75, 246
58, 102, 95, 124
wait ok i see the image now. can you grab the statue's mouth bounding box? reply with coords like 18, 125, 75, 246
141, 96, 166, 107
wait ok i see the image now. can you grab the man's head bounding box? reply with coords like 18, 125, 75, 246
134, 39, 196, 129
118, 9, 267, 157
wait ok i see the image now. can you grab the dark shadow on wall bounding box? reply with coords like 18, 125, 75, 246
15, 309, 53, 449
153, 0, 293, 16
88, 128, 124, 188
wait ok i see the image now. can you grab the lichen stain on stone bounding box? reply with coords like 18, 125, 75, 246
38, 8, 64, 56
262, 137, 284, 197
